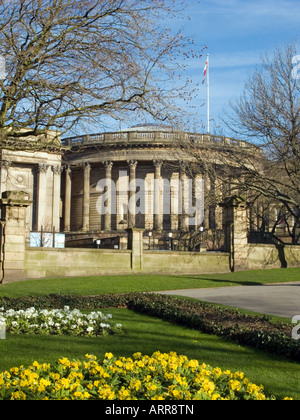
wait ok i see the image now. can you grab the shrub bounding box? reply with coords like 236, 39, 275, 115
0, 293, 132, 311
127, 294, 300, 362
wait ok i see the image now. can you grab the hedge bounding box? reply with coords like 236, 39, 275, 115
0, 292, 298, 361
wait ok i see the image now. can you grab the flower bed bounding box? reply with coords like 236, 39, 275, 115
0, 306, 123, 337
0, 351, 291, 400
0, 292, 299, 360
126, 293, 300, 362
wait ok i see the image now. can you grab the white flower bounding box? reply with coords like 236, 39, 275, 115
3, 305, 122, 337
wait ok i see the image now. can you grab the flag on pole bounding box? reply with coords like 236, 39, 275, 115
202, 54, 210, 133
202, 57, 208, 84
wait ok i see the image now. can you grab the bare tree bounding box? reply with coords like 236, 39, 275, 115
176, 44, 300, 244
0, 0, 199, 150
223, 43, 300, 243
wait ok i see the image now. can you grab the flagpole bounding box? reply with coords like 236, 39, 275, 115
207, 54, 210, 134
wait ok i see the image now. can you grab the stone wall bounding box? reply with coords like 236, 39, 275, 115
25, 248, 132, 279
2, 200, 300, 283
143, 250, 230, 274
246, 243, 300, 270
23, 243, 300, 281
24, 247, 231, 279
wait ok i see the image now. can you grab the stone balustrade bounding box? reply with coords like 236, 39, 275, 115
62, 131, 250, 149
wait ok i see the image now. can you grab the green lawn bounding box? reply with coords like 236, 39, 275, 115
1, 268, 300, 400
0, 267, 299, 297
0, 308, 299, 400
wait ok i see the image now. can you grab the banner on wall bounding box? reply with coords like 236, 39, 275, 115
30, 232, 65, 248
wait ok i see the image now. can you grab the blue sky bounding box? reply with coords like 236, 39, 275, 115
76, 0, 299, 136
183, 0, 300, 136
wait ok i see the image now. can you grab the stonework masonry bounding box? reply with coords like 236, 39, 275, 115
1, 127, 300, 282
0, 144, 62, 235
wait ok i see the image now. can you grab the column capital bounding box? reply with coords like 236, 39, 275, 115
153, 160, 163, 169
64, 164, 72, 173
83, 162, 91, 170
51, 165, 63, 175
127, 160, 138, 169
179, 166, 187, 177
37, 163, 49, 173
102, 160, 113, 170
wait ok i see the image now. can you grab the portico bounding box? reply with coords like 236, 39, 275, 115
61, 157, 205, 235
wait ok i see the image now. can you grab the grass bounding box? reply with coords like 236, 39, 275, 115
0, 267, 300, 297
0, 308, 299, 400
1, 267, 300, 399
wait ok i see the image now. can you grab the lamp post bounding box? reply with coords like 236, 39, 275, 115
199, 226, 204, 252
168, 232, 173, 251
148, 231, 152, 250
96, 239, 101, 249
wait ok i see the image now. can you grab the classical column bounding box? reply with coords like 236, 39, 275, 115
192, 174, 205, 230
179, 167, 188, 231
192, 174, 198, 230
103, 161, 113, 231
127, 160, 138, 229
170, 183, 177, 231
36, 164, 48, 230
204, 174, 210, 229
82, 162, 90, 232
153, 160, 163, 231
52, 165, 62, 231
64, 166, 72, 232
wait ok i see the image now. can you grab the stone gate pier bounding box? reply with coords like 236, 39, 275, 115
220, 195, 248, 272
0, 191, 32, 282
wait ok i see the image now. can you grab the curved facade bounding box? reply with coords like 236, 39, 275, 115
61, 126, 250, 245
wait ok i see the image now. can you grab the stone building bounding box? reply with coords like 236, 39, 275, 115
1, 126, 299, 283
60, 125, 255, 248
0, 125, 263, 250
0, 131, 62, 237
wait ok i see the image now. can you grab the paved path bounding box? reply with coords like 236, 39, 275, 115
158, 282, 300, 319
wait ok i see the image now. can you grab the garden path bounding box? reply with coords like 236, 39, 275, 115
158, 282, 300, 319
